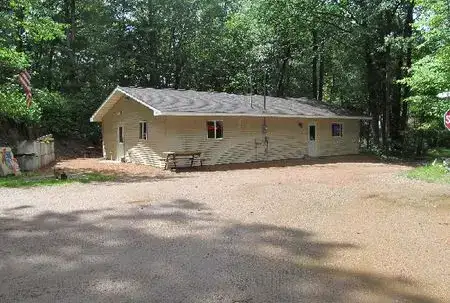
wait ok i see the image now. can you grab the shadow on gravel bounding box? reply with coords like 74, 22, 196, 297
4, 205, 33, 211
0, 199, 437, 303
111, 174, 191, 184
174, 155, 414, 173
46, 158, 192, 185
71, 171, 191, 185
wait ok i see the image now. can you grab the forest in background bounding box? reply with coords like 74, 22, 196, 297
0, 0, 449, 156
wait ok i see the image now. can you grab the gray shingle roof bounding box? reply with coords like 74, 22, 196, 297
117, 86, 364, 118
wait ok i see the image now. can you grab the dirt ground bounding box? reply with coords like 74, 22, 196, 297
54, 158, 166, 177
1, 156, 449, 302
52, 154, 398, 176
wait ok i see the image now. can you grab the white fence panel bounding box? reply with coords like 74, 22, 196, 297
15, 137, 55, 171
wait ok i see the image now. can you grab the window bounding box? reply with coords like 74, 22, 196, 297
309, 125, 316, 141
332, 123, 343, 137
139, 122, 148, 140
118, 126, 124, 143
207, 121, 223, 139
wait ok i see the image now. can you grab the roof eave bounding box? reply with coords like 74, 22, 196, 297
156, 111, 371, 120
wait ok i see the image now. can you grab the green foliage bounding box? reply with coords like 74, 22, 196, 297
0, 0, 65, 73
403, 0, 450, 138
22, 17, 66, 42
0, 0, 71, 137
36, 89, 73, 137
0, 84, 41, 123
0, 83, 71, 134
406, 165, 450, 184
0, 48, 29, 71
407, 55, 450, 94
0, 0, 447, 155
0, 172, 115, 188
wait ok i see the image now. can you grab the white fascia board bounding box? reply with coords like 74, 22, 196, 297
90, 87, 162, 122
156, 111, 372, 120
90, 86, 121, 122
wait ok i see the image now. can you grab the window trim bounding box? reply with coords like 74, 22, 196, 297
331, 122, 344, 137
206, 120, 224, 140
139, 121, 148, 140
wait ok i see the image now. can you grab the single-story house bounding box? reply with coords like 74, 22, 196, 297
90, 86, 370, 168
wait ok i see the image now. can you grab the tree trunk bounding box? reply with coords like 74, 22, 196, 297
16, 6, 25, 53
64, 0, 77, 92
69, 0, 76, 43
318, 44, 325, 101
401, 0, 414, 131
415, 131, 424, 156
330, 72, 336, 100
381, 91, 387, 151
312, 30, 318, 100
173, 51, 184, 89
381, 51, 390, 152
366, 121, 371, 150
47, 46, 55, 89
277, 46, 290, 97
172, 28, 184, 89
390, 56, 402, 146
366, 51, 380, 147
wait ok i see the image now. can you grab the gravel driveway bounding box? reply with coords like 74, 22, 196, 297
1, 159, 449, 302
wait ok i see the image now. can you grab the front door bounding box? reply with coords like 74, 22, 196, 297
117, 126, 124, 161
308, 123, 317, 157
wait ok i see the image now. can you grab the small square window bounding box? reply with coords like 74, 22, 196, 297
139, 122, 148, 140
207, 121, 223, 139
332, 123, 343, 137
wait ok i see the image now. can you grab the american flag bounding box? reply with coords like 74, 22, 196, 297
18, 70, 32, 108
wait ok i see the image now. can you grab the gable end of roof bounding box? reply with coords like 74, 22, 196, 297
90, 87, 162, 122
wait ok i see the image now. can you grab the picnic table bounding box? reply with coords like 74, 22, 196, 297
162, 151, 203, 170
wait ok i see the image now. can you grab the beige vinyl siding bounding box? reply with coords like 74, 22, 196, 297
316, 119, 360, 156
165, 116, 309, 166
102, 116, 115, 160
101, 97, 360, 168
165, 117, 359, 165
102, 96, 167, 167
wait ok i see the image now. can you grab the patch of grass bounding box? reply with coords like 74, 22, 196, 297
0, 172, 115, 188
76, 172, 115, 183
406, 165, 450, 184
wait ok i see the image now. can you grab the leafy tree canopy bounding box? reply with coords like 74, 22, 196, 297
0, 0, 448, 152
